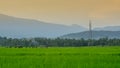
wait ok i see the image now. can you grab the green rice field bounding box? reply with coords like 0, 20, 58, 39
0, 46, 120, 68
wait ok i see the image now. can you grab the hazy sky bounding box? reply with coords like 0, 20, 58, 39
0, 0, 120, 27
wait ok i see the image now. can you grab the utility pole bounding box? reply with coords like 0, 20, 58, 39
88, 20, 93, 46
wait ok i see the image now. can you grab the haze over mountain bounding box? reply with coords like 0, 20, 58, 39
0, 14, 87, 38
94, 26, 120, 31
61, 31, 120, 39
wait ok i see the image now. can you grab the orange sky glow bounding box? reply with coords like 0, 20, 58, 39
0, 0, 120, 27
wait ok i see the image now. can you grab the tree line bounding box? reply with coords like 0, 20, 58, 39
0, 36, 120, 48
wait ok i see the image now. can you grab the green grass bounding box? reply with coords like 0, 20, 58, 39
0, 46, 120, 68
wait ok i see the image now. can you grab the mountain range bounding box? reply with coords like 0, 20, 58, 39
94, 26, 120, 31
61, 31, 120, 39
0, 14, 87, 38
0, 14, 120, 38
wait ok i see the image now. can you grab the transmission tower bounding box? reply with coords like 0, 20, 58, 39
88, 20, 93, 46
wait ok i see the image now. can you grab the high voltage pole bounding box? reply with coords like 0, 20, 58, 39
88, 20, 93, 46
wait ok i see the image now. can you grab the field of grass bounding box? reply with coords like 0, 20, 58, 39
0, 46, 120, 68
